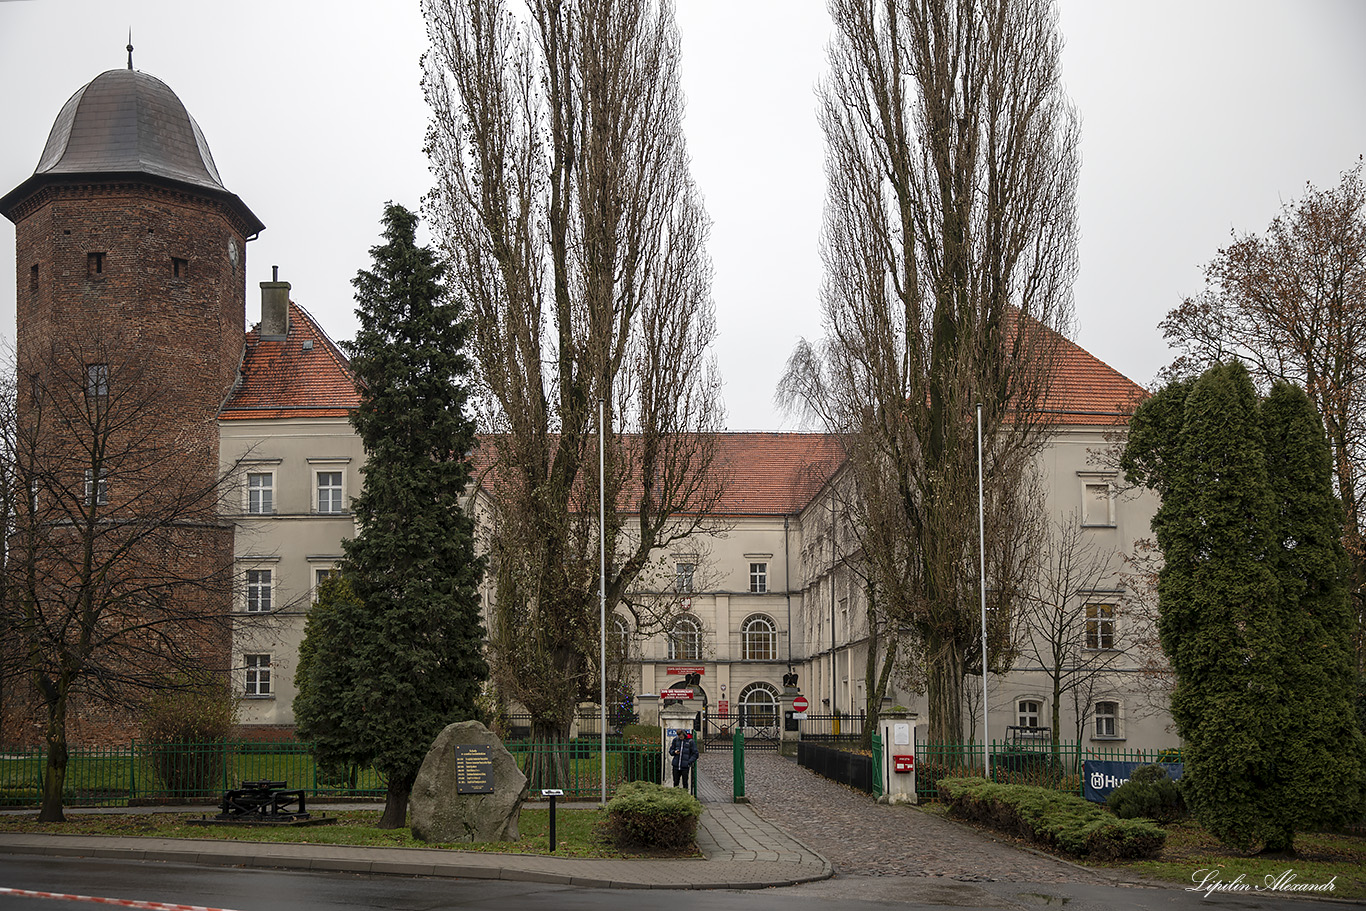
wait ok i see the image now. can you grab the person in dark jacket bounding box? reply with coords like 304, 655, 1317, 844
669, 729, 699, 788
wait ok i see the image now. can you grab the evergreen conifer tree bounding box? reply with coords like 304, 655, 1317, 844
1261, 382, 1366, 849
1124, 363, 1366, 852
294, 202, 487, 829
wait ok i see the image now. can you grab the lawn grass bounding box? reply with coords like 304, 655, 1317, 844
1099, 820, 1366, 902
0, 807, 698, 859
918, 800, 1365, 901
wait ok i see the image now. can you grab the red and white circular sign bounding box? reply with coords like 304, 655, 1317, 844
792, 695, 809, 712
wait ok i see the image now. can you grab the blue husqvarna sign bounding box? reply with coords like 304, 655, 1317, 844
1081, 760, 1183, 803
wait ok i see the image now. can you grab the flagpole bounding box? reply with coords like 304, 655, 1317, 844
599, 398, 607, 804
978, 402, 990, 779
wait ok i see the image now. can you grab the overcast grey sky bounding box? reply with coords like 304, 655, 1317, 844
3, 1, 1364, 430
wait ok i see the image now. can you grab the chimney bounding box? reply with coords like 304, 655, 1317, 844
260, 265, 290, 338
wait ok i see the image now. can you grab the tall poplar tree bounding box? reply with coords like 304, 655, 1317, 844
294, 202, 487, 829
1124, 363, 1366, 853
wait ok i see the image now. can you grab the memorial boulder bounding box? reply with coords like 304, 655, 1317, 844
410, 721, 528, 843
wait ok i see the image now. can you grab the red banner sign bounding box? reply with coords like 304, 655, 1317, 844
659, 689, 694, 700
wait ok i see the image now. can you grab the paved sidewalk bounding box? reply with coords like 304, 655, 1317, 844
0, 778, 831, 891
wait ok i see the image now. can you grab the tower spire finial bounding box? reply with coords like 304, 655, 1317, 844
126, 30, 134, 70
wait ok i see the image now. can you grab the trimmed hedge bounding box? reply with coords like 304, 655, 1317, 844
1106, 764, 1186, 824
939, 777, 1166, 860
604, 781, 703, 850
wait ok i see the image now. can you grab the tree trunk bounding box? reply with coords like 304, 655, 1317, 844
378, 775, 410, 830
925, 634, 965, 749
527, 717, 572, 793
39, 704, 68, 822
860, 636, 898, 752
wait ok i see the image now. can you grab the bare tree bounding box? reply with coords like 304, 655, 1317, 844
422, 0, 725, 761
781, 0, 1078, 743
1015, 513, 1123, 748
1, 342, 241, 821
1160, 160, 1366, 671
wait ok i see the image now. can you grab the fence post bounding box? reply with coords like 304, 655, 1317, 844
128, 741, 136, 803
732, 728, 746, 803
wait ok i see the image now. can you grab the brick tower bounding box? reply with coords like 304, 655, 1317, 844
0, 58, 263, 745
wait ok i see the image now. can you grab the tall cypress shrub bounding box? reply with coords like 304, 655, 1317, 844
1124, 364, 1366, 852
294, 202, 487, 829
1261, 382, 1366, 849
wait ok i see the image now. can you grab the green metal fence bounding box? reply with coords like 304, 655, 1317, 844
506, 739, 662, 800
870, 734, 884, 799
0, 739, 665, 808
914, 740, 1183, 802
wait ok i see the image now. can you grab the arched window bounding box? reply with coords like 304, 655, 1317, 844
738, 682, 779, 729
608, 614, 631, 662
668, 615, 702, 660
741, 614, 776, 661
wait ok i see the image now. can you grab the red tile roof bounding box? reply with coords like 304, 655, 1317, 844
708, 433, 844, 514
1036, 329, 1148, 425
219, 302, 359, 420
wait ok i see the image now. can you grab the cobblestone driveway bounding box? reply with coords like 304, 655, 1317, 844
699, 750, 1104, 883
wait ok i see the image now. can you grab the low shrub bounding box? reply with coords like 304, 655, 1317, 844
1106, 764, 1186, 824
939, 777, 1166, 860
140, 678, 236, 798
604, 780, 703, 850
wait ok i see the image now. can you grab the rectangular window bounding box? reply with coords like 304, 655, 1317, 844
1085, 603, 1116, 650
675, 562, 694, 594
246, 472, 274, 515
749, 562, 767, 593
84, 469, 108, 507
1018, 699, 1041, 729
86, 363, 109, 398
87, 251, 105, 276
246, 569, 273, 613
171, 257, 188, 278
1095, 701, 1119, 738
315, 568, 334, 588
244, 654, 272, 697
316, 471, 343, 514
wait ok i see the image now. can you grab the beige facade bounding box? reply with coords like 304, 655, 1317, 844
220, 416, 363, 729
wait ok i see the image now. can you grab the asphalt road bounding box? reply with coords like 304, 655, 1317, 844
0, 856, 1347, 911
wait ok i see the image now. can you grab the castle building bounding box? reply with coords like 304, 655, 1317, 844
4, 62, 1175, 750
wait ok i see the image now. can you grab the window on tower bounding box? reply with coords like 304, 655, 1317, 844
172, 257, 188, 279
87, 252, 105, 276
85, 364, 108, 399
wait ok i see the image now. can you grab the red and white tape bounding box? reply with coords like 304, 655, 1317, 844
0, 887, 240, 911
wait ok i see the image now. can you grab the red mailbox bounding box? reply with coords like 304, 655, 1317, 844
893, 755, 914, 774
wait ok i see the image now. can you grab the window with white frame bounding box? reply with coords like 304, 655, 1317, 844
316, 470, 344, 514
85, 363, 108, 398
1085, 603, 1116, 650
675, 562, 694, 594
749, 562, 767, 593
1081, 478, 1116, 527
1094, 701, 1120, 739
738, 682, 779, 728
741, 613, 777, 661
245, 569, 273, 613
608, 614, 631, 662
1017, 699, 1042, 729
246, 472, 274, 515
244, 654, 272, 697
668, 615, 702, 660
84, 469, 108, 507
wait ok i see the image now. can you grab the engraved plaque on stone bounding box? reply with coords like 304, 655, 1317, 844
453, 745, 495, 794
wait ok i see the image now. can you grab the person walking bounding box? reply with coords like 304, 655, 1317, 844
669, 729, 698, 788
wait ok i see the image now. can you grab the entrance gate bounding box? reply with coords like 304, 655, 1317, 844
702, 710, 780, 752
